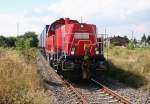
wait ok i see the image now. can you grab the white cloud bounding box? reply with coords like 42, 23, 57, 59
0, 12, 51, 37
0, 14, 20, 36
131, 23, 150, 36
47, 0, 150, 40
0, 0, 150, 39
33, 8, 43, 14
0, 6, 59, 37
132, 24, 147, 34
48, 0, 150, 20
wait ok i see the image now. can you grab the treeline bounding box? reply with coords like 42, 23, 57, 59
110, 34, 150, 48
0, 32, 38, 48
141, 34, 150, 44
110, 36, 129, 46
0, 36, 16, 47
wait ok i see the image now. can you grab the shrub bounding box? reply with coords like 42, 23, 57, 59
15, 37, 38, 63
0, 48, 52, 104
127, 41, 135, 49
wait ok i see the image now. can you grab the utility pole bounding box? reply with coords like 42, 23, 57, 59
17, 22, 19, 36
105, 28, 109, 60
104, 28, 106, 47
131, 31, 134, 41
104, 28, 109, 70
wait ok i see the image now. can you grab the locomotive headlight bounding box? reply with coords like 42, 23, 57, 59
71, 51, 75, 55
81, 24, 84, 28
71, 47, 75, 55
96, 51, 99, 55
95, 48, 99, 55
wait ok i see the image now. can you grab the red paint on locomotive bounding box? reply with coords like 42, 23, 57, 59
45, 18, 97, 57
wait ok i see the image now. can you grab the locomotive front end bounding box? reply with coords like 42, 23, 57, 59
61, 23, 107, 79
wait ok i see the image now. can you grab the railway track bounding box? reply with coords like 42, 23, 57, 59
39, 52, 132, 104
62, 79, 132, 104
65, 76, 131, 104
61, 78, 88, 104
90, 78, 131, 104
60, 76, 132, 104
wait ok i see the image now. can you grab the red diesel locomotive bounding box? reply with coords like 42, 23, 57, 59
39, 18, 106, 79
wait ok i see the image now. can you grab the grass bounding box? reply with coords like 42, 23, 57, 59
0, 48, 52, 104
105, 48, 150, 92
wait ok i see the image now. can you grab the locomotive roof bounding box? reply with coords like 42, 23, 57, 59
49, 18, 79, 32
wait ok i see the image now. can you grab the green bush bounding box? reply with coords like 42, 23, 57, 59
15, 37, 38, 61
15, 38, 26, 51
23, 32, 38, 47
127, 41, 135, 49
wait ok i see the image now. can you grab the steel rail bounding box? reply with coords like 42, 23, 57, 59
62, 79, 88, 104
51, 73, 88, 104
91, 78, 132, 104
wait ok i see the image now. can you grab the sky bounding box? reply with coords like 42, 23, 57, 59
0, 0, 150, 40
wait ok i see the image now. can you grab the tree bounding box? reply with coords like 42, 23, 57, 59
147, 35, 150, 45
5, 37, 16, 47
0, 36, 7, 47
141, 34, 147, 43
133, 38, 137, 44
0, 36, 16, 47
23, 32, 38, 47
110, 36, 129, 46
127, 41, 135, 49
15, 38, 26, 51
0, 31, 38, 48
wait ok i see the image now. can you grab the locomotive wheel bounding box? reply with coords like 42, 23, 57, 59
57, 61, 62, 74
49, 59, 53, 66
105, 60, 110, 71
47, 54, 50, 64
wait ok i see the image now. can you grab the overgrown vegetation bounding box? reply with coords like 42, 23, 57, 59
0, 33, 53, 103
15, 33, 38, 63
0, 48, 52, 104
106, 48, 150, 92
0, 32, 39, 63
127, 41, 135, 49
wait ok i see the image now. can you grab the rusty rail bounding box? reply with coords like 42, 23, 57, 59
53, 74, 88, 104
62, 79, 88, 104
91, 78, 132, 104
